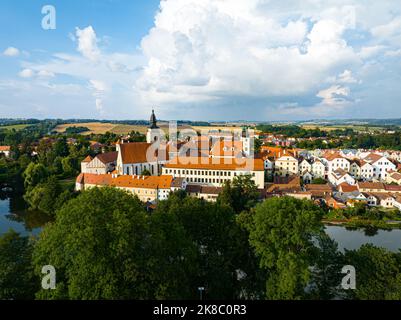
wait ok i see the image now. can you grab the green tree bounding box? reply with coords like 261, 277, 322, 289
247, 196, 324, 299
141, 168, 151, 176
0, 230, 38, 299
155, 191, 262, 299
33, 187, 151, 299
344, 244, 401, 300
23, 162, 49, 188
311, 178, 327, 185
61, 156, 78, 177
217, 174, 260, 213
24, 176, 62, 215
53, 137, 69, 157
308, 234, 345, 300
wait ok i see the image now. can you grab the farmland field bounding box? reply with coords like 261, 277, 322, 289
0, 124, 31, 131
191, 125, 245, 133
300, 124, 388, 133
55, 122, 192, 135
54, 122, 149, 135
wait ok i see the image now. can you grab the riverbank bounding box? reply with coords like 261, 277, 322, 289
323, 218, 401, 230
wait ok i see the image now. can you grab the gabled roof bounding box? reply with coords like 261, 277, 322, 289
389, 172, 401, 181
357, 182, 385, 190
332, 168, 350, 179
82, 155, 93, 163
363, 153, 383, 164
305, 184, 332, 192
119, 142, 169, 164
210, 139, 243, 158
384, 184, 401, 192
171, 177, 186, 188
77, 173, 173, 189
338, 182, 358, 193
323, 152, 344, 161
96, 152, 118, 164
0, 146, 11, 151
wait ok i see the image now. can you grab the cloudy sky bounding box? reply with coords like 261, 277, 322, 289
1, 0, 401, 121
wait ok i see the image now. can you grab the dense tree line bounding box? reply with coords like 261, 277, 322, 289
256, 124, 355, 139
1, 176, 400, 300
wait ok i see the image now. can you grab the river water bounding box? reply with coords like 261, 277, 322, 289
0, 196, 52, 236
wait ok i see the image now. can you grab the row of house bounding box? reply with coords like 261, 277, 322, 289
260, 146, 401, 186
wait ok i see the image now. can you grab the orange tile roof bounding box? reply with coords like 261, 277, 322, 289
389, 172, 401, 181
210, 139, 243, 157
260, 146, 296, 159
0, 146, 11, 151
305, 184, 332, 192
338, 183, 358, 193
363, 153, 383, 163
119, 142, 169, 164
323, 152, 343, 161
96, 152, 118, 164
82, 155, 93, 163
77, 173, 173, 189
358, 182, 385, 190
384, 184, 401, 192
165, 156, 264, 171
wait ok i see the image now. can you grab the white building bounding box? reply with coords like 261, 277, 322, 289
0, 146, 11, 158
363, 153, 396, 181
162, 156, 265, 189
328, 169, 356, 186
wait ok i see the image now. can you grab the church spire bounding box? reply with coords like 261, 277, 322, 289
149, 109, 159, 129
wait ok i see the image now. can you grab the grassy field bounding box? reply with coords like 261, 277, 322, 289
301, 124, 387, 133
54, 122, 150, 135
0, 124, 31, 131
191, 126, 244, 133
55, 122, 192, 135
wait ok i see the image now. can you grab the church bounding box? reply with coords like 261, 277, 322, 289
78, 109, 265, 197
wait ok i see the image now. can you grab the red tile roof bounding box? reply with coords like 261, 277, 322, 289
119, 142, 169, 164
0, 146, 11, 152
82, 155, 93, 163
76, 173, 173, 189
338, 183, 358, 193
96, 152, 118, 164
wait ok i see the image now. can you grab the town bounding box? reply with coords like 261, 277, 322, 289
70, 111, 401, 217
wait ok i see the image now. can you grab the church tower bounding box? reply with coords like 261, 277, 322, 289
146, 109, 162, 143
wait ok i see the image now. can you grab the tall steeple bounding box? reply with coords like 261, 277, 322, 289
149, 109, 159, 129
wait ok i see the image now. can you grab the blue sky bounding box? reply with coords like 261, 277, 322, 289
1, 0, 401, 121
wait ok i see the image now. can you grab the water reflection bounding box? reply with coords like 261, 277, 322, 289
326, 225, 401, 252
0, 192, 53, 236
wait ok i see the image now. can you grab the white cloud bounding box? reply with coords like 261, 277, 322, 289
137, 0, 360, 107
89, 79, 108, 92
3, 47, 20, 57
18, 69, 35, 78
37, 70, 55, 78
75, 26, 100, 61
317, 85, 350, 107
338, 70, 358, 84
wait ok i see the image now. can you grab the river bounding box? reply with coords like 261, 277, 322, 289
0, 195, 52, 236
